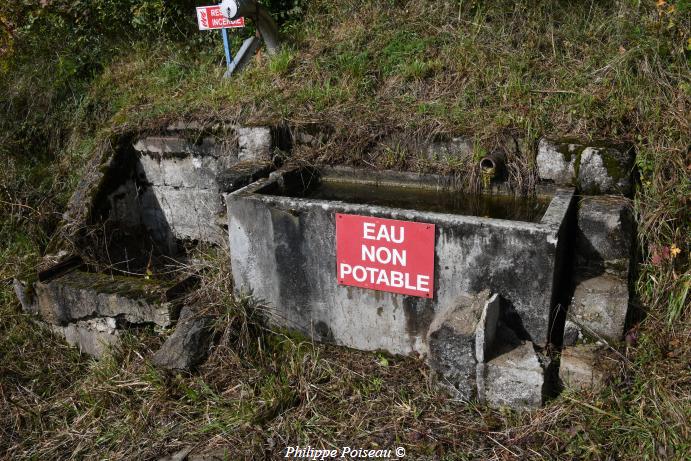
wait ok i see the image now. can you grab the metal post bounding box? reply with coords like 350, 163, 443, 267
221, 28, 233, 73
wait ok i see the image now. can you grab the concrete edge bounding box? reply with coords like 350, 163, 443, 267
540, 187, 576, 230
225, 165, 568, 233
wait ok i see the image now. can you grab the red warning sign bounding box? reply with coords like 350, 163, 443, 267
336, 214, 435, 298
196, 6, 245, 30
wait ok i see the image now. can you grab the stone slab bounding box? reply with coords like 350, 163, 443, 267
475, 293, 501, 363
560, 344, 614, 391
34, 270, 176, 327
52, 317, 120, 358
238, 127, 272, 162
427, 290, 489, 400
478, 341, 544, 410
153, 306, 214, 371
576, 195, 634, 279
570, 274, 629, 343
133, 136, 219, 157
137, 154, 234, 189
217, 160, 274, 193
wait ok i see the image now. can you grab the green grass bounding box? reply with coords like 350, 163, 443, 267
1, 0, 689, 459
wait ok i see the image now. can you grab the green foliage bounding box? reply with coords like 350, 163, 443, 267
268, 46, 295, 75
380, 30, 429, 77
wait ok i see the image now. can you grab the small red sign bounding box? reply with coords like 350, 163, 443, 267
336, 214, 435, 298
196, 6, 245, 30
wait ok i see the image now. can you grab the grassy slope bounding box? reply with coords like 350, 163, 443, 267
1, 1, 689, 459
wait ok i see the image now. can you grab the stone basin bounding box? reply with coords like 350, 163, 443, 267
226, 166, 574, 355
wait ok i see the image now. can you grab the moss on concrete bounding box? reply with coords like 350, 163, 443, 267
58, 270, 174, 305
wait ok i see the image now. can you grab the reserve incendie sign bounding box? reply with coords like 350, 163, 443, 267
196, 5, 245, 30
336, 214, 435, 298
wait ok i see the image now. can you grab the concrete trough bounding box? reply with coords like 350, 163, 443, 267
226, 166, 574, 355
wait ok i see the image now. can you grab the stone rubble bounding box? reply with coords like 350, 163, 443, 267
52, 317, 120, 358
427, 290, 490, 400
428, 291, 546, 410
15, 265, 207, 360
559, 344, 615, 391
478, 342, 544, 410
153, 306, 214, 372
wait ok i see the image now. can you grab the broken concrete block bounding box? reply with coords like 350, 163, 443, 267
578, 146, 634, 195
537, 138, 579, 186
34, 270, 177, 327
570, 274, 628, 343
475, 293, 501, 363
237, 127, 272, 162
427, 290, 490, 400
576, 196, 635, 278
562, 320, 581, 347
560, 344, 614, 391
153, 306, 214, 371
478, 341, 544, 410
53, 317, 121, 358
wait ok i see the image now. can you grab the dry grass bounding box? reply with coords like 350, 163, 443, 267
1, 245, 688, 460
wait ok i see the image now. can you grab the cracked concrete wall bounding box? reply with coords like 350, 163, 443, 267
129, 128, 273, 246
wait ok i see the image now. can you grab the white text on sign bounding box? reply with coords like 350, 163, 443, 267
335, 214, 435, 298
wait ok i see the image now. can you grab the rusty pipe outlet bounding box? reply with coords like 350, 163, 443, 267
479, 150, 506, 181
219, 0, 280, 54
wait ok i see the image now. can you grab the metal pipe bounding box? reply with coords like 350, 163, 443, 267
479, 150, 506, 181
219, 0, 280, 54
